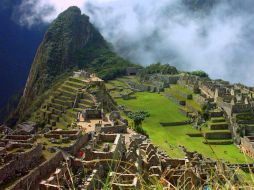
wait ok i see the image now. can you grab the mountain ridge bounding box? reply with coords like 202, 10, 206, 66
6, 6, 134, 124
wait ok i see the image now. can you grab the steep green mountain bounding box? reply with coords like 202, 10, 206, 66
10, 6, 134, 123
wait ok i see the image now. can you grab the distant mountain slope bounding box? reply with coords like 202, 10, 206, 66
10, 6, 134, 123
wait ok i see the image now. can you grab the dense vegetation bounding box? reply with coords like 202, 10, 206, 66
128, 110, 150, 136
76, 44, 136, 81
140, 63, 178, 76
190, 70, 209, 78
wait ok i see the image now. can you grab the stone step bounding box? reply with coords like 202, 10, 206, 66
65, 81, 84, 89
79, 99, 94, 106
247, 132, 254, 136
50, 114, 59, 122
73, 108, 83, 113
211, 117, 226, 123
58, 89, 76, 99
78, 103, 89, 109
48, 106, 62, 114
209, 110, 223, 117
209, 123, 228, 130
203, 139, 233, 145
81, 93, 93, 101
49, 119, 57, 127
52, 98, 72, 108
67, 110, 78, 118
69, 77, 84, 84
62, 115, 73, 124
62, 84, 79, 93
49, 107, 63, 116
52, 91, 62, 97
204, 130, 231, 140
50, 102, 68, 111
56, 95, 72, 102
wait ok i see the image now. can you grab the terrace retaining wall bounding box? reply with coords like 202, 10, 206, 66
0, 144, 43, 187
9, 151, 64, 190
160, 121, 191, 127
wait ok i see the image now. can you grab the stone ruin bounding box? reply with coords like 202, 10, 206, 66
15, 121, 37, 135
1, 72, 251, 189
82, 108, 104, 121
73, 70, 91, 79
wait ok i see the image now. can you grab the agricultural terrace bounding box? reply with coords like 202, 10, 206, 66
116, 91, 252, 164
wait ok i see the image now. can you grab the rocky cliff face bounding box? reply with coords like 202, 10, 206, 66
18, 6, 107, 118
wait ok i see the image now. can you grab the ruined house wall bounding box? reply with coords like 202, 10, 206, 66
51, 130, 80, 135
62, 133, 89, 155
87, 134, 124, 161
111, 134, 125, 160
9, 151, 64, 190
7, 143, 33, 150
200, 85, 215, 98
232, 104, 252, 114
100, 125, 127, 134
217, 98, 252, 115
5, 135, 33, 140
99, 134, 117, 142
216, 100, 233, 116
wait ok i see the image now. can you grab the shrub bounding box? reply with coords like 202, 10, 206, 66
190, 70, 209, 78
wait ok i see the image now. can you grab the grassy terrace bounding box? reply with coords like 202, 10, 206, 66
165, 85, 202, 112
116, 92, 253, 163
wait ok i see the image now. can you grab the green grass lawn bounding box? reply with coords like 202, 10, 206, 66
117, 92, 253, 163
165, 85, 202, 112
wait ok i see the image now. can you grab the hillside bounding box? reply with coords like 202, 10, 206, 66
9, 6, 134, 123
1, 5, 254, 189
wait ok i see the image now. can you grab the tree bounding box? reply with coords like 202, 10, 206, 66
140, 63, 178, 77
128, 111, 150, 136
191, 70, 209, 78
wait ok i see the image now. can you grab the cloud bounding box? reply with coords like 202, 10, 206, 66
16, 0, 86, 26
16, 0, 254, 86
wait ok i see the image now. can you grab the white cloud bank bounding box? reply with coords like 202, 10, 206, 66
16, 0, 254, 86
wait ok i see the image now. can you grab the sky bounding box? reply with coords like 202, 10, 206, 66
14, 0, 254, 86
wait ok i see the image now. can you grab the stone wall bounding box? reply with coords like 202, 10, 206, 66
217, 98, 252, 116
83, 169, 99, 190
160, 121, 191, 127
193, 95, 206, 106
99, 134, 117, 142
2, 135, 35, 143
9, 151, 64, 190
99, 124, 127, 134
44, 130, 81, 140
204, 131, 231, 139
0, 144, 43, 186
85, 134, 124, 163
61, 133, 89, 155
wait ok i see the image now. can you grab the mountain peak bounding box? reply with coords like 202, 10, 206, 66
17, 6, 106, 120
